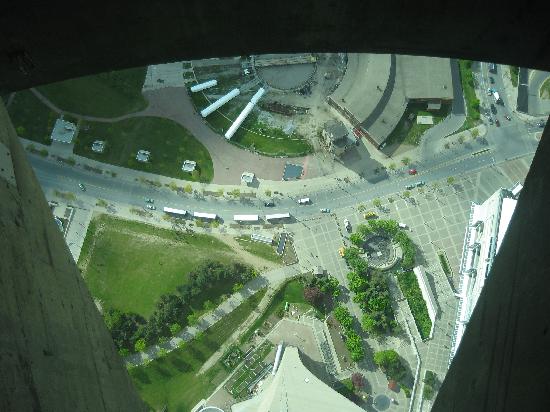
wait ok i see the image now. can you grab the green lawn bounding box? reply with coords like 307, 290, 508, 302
130, 289, 266, 412
7, 90, 59, 145
240, 279, 308, 343
74, 116, 213, 182
189, 89, 313, 157
37, 67, 148, 118
235, 235, 282, 264
385, 102, 451, 146
540, 77, 550, 99
79, 215, 238, 318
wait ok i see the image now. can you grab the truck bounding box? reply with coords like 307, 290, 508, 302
493, 91, 503, 105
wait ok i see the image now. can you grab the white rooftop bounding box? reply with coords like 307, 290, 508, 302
231, 346, 363, 412
50, 118, 77, 144
91, 140, 105, 153
241, 172, 255, 183
182, 160, 197, 172
136, 150, 150, 163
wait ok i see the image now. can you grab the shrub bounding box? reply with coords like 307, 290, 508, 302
351, 372, 364, 390
184, 184, 193, 194
134, 338, 146, 353
169, 323, 182, 335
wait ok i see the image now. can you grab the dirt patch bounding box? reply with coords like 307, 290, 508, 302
210, 233, 279, 272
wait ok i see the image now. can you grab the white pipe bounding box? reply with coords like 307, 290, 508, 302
224, 88, 265, 139
190, 80, 217, 92
272, 343, 284, 375
200, 88, 240, 117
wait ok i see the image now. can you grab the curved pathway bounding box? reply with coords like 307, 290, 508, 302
31, 86, 317, 184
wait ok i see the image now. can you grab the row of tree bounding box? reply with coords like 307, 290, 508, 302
333, 305, 365, 361
105, 260, 256, 354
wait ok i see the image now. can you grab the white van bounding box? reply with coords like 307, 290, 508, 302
297, 197, 311, 205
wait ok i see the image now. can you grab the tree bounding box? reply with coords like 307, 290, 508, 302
134, 338, 146, 353
232, 283, 244, 293
401, 157, 411, 166
349, 232, 364, 248
388, 162, 397, 171
304, 286, 324, 306
169, 323, 181, 335
403, 190, 411, 199
184, 184, 192, 194
372, 198, 382, 209
388, 196, 394, 203
347, 272, 368, 293
447, 176, 455, 185
351, 373, 365, 390
187, 312, 200, 326
373, 349, 406, 381
361, 313, 377, 333
265, 189, 272, 197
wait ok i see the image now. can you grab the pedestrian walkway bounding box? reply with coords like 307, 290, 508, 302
124, 264, 300, 367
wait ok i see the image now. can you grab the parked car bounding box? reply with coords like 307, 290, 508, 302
538, 121, 546, 128
408, 168, 417, 175
490, 104, 497, 114
505, 115, 511, 121
415, 181, 426, 187
297, 197, 311, 205
405, 184, 415, 190
264, 200, 275, 207
320, 208, 331, 213
145, 204, 156, 210
78, 183, 86, 191
343, 219, 352, 232
364, 211, 378, 219
398, 222, 408, 229
145, 198, 154, 203
495, 119, 500, 127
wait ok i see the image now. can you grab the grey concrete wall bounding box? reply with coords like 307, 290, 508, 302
0, 101, 146, 411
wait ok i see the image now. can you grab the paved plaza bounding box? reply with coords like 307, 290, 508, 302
287, 154, 534, 410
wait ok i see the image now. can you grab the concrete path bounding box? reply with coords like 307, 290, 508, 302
124, 264, 301, 367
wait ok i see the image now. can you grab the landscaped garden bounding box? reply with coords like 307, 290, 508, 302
346, 219, 433, 340
385, 102, 451, 146
79, 215, 259, 354
129, 289, 266, 412
74, 116, 214, 182
188, 87, 313, 157
235, 235, 283, 264
458, 59, 482, 131
7, 89, 59, 145
36, 66, 148, 118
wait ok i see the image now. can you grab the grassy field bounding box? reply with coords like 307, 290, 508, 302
385, 102, 451, 146
7, 90, 59, 145
37, 67, 148, 118
189, 89, 312, 157
79, 215, 240, 318
540, 77, 550, 99
240, 279, 308, 343
74, 116, 213, 182
235, 235, 282, 264
130, 289, 266, 412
